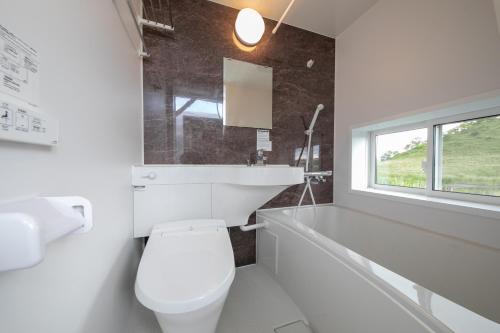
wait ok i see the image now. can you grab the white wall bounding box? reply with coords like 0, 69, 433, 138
495, 0, 500, 35
0, 1, 143, 333
335, 0, 500, 323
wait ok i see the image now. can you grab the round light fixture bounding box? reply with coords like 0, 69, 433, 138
234, 8, 265, 46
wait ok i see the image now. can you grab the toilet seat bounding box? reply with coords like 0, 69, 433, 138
135, 219, 235, 314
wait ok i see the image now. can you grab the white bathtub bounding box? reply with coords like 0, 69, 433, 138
256, 204, 500, 333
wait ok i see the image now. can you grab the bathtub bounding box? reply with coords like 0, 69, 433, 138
256, 204, 500, 333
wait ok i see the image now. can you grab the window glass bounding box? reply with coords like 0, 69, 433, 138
375, 128, 428, 188
434, 115, 500, 196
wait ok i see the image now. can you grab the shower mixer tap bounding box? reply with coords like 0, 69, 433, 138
247, 149, 266, 166
296, 104, 332, 209
255, 149, 265, 166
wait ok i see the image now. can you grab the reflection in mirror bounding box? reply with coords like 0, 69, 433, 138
173, 96, 223, 161
174, 96, 222, 120
223, 58, 272, 129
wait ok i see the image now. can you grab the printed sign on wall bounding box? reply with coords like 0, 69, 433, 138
0, 24, 39, 106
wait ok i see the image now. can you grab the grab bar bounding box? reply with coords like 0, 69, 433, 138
240, 221, 268, 232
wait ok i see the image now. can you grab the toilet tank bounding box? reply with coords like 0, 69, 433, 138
132, 165, 303, 237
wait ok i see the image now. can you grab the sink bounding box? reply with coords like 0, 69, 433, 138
132, 165, 304, 236
132, 164, 304, 186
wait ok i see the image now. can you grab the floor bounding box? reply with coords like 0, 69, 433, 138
130, 264, 311, 333
217, 265, 311, 333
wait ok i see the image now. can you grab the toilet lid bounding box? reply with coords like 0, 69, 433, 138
135, 220, 235, 314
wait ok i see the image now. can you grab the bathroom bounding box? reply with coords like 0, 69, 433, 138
0, 0, 500, 332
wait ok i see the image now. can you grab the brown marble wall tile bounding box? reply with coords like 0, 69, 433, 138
229, 214, 256, 267
143, 0, 335, 266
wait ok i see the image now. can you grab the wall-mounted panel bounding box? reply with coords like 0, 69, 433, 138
142, 0, 335, 208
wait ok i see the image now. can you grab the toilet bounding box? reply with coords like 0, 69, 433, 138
135, 219, 235, 333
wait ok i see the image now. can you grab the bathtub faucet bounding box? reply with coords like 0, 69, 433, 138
304, 171, 333, 183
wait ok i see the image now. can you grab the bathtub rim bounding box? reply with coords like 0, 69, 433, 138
261, 203, 500, 253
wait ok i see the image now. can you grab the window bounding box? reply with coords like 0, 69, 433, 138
367, 108, 500, 203
434, 115, 500, 197
375, 128, 428, 189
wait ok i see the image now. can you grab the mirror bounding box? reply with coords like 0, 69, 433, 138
223, 58, 273, 129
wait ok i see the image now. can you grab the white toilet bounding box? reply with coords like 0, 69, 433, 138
135, 219, 235, 333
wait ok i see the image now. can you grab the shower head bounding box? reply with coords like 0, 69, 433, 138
308, 104, 324, 132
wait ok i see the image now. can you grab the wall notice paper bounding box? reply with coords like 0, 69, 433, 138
257, 129, 272, 151
0, 25, 57, 146
0, 24, 39, 106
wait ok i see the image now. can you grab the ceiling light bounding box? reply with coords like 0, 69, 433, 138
234, 8, 265, 46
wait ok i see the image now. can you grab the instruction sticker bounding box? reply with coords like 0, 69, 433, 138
0, 24, 39, 106
257, 129, 272, 151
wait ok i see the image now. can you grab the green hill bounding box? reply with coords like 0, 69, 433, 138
377, 115, 500, 196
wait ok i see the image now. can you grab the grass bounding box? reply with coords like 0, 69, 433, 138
376, 115, 500, 196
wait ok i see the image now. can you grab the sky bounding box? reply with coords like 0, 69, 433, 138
375, 123, 465, 160
376, 128, 428, 159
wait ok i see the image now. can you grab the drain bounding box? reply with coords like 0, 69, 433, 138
274, 320, 313, 333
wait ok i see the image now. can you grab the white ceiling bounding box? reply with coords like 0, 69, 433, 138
209, 0, 379, 38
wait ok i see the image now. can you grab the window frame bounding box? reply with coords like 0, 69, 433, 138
368, 107, 500, 206
369, 122, 429, 195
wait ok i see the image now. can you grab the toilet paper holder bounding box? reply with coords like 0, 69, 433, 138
0, 196, 93, 272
